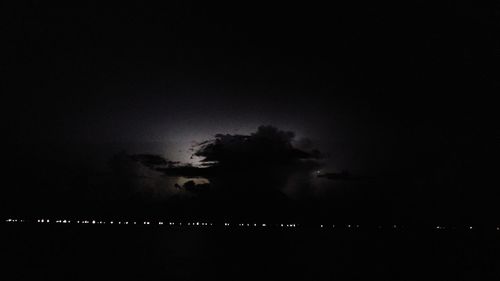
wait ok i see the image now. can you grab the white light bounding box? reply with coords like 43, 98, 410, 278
469, 226, 473, 230
46, 220, 49, 223
321, 225, 324, 228
348, 225, 351, 228
262, 224, 266, 227
92, 220, 96, 224
332, 225, 335, 228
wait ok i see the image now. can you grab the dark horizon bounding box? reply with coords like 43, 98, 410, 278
3, 2, 500, 281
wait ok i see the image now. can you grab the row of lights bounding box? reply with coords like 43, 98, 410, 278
5, 219, 500, 231
5, 219, 24, 223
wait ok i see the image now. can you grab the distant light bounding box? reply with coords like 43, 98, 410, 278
469, 226, 473, 230
347, 225, 351, 228
332, 225, 335, 228
393, 225, 397, 228
92, 220, 96, 224
320, 225, 324, 228
262, 224, 266, 227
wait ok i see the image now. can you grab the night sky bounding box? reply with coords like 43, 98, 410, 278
3, 2, 498, 222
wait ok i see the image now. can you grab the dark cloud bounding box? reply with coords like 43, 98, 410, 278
131, 125, 325, 219
193, 125, 321, 168
129, 154, 172, 168
181, 180, 211, 193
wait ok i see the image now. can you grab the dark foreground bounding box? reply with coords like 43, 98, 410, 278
2, 224, 500, 281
